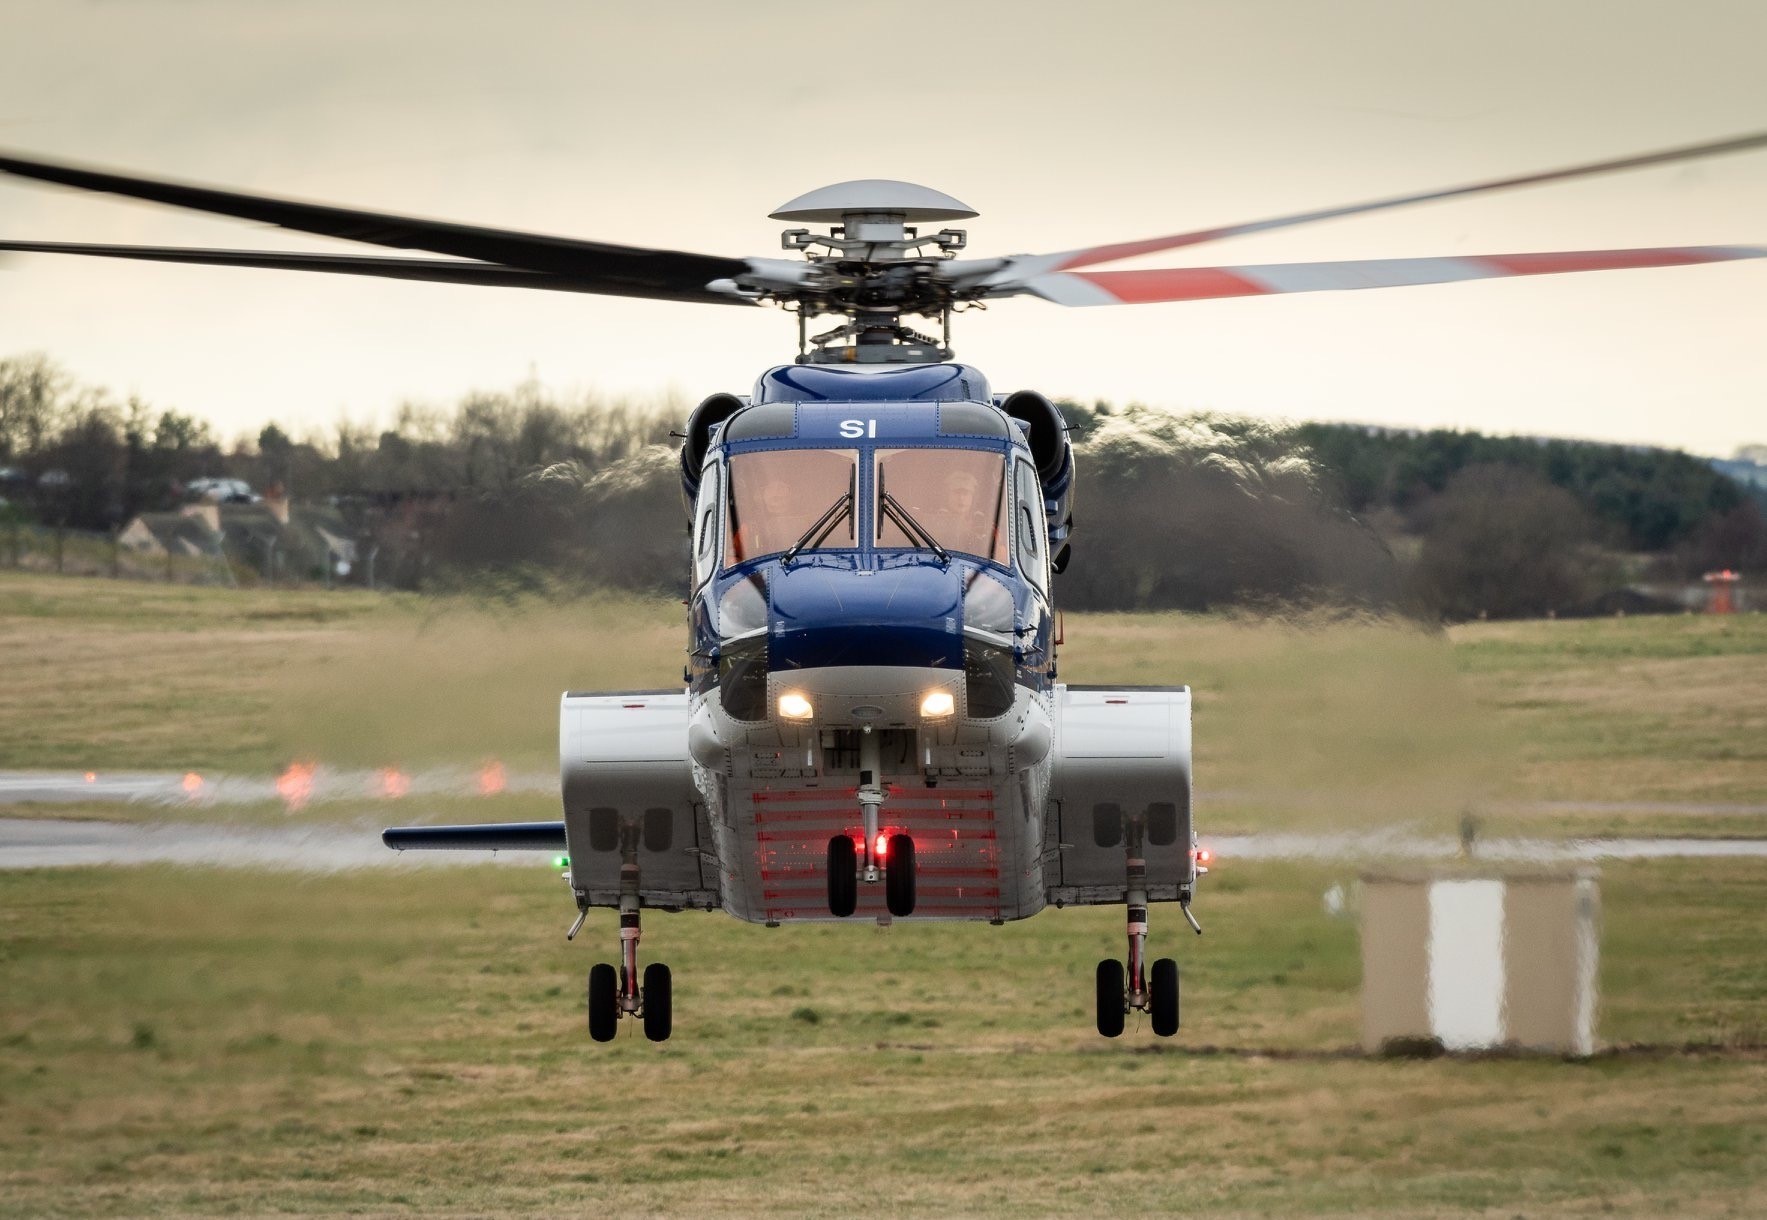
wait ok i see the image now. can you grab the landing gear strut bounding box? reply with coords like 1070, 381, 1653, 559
825, 728, 916, 917
587, 836, 672, 1041
1095, 818, 1180, 1038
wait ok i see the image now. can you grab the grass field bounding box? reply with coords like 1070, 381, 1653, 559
4, 572, 1763, 833
3, 573, 1765, 1215
2, 860, 1763, 1217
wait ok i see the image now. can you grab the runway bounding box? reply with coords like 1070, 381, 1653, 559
3, 816, 1764, 872
6, 769, 1764, 815
0, 766, 555, 807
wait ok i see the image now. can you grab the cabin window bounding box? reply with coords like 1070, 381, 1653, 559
873, 448, 1009, 563
725, 448, 858, 567
964, 639, 1016, 719
718, 634, 769, 721
1015, 459, 1049, 595
693, 462, 722, 588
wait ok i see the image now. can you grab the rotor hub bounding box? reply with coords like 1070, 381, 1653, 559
763, 181, 978, 364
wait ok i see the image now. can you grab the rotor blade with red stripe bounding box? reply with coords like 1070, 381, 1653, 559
0, 240, 753, 302
0, 150, 749, 304
1020, 245, 1767, 306
993, 130, 1767, 280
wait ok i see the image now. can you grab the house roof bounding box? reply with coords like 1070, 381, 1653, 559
126, 512, 223, 557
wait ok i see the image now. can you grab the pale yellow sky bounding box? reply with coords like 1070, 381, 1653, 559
1, 0, 1764, 455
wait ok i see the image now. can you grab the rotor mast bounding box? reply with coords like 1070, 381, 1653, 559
767, 180, 976, 365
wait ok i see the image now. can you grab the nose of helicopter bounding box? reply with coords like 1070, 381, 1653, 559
766, 559, 963, 671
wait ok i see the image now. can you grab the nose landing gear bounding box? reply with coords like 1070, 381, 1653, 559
823, 829, 918, 918
884, 833, 916, 917
827, 833, 857, 918
824, 733, 917, 917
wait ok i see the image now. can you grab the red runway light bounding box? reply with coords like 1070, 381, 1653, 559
276, 762, 316, 809
875, 833, 890, 859
83, 771, 96, 783
379, 768, 411, 799
477, 760, 507, 796
181, 772, 204, 795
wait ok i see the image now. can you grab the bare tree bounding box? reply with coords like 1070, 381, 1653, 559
1411, 464, 1610, 620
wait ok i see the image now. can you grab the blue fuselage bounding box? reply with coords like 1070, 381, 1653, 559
685, 366, 1058, 721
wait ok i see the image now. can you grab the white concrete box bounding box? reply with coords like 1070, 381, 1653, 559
1360, 868, 1600, 1056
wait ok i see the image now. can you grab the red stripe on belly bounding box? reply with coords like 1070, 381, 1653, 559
762, 885, 1001, 901
750, 787, 996, 803
756, 828, 998, 844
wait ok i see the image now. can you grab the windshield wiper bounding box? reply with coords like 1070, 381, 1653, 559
879, 486, 950, 565
782, 468, 854, 565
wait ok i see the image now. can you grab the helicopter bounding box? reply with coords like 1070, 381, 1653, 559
1, 131, 1761, 1043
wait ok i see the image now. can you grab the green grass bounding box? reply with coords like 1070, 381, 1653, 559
0, 572, 682, 774
3, 575, 1765, 1213
1449, 615, 1767, 806
5, 573, 1763, 835
0, 859, 1762, 1216
1450, 613, 1767, 669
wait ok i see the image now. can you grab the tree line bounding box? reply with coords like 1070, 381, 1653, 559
3, 353, 1760, 618
1293, 420, 1752, 552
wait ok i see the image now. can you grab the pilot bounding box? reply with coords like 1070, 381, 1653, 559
942, 469, 982, 520
738, 470, 801, 557
760, 473, 796, 520
921, 467, 993, 553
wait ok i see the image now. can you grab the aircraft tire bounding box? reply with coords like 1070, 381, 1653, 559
643, 962, 672, 1042
1095, 959, 1125, 1038
827, 834, 857, 917
885, 834, 916, 917
588, 963, 619, 1042
1151, 958, 1180, 1037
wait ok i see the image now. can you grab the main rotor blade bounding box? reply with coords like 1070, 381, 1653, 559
0, 150, 750, 304
1019, 245, 1767, 306
0, 240, 753, 302
1002, 130, 1767, 278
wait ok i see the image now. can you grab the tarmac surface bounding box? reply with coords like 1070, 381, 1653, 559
0, 767, 554, 806
4, 769, 1765, 871
3, 816, 1765, 872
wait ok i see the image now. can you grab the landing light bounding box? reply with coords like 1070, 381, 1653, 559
920, 690, 955, 718
778, 692, 814, 720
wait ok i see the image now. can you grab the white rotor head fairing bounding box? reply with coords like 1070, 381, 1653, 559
770, 180, 977, 223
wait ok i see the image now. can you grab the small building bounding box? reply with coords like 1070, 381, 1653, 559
118, 506, 227, 560
118, 495, 357, 582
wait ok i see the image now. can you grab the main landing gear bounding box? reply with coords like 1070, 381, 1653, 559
1095, 819, 1188, 1038
825, 731, 916, 918
585, 847, 672, 1042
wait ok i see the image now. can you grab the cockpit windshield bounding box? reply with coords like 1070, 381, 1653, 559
875, 448, 1009, 563
726, 449, 858, 567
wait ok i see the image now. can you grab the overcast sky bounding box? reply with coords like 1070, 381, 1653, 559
2, 0, 1764, 455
